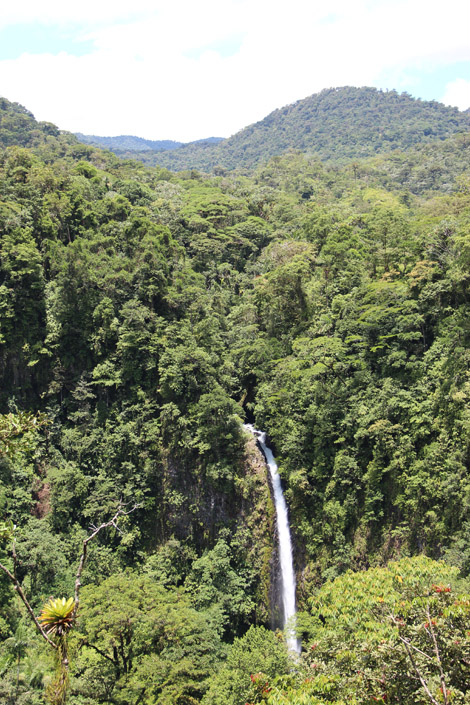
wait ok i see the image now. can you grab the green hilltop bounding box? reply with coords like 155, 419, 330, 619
77, 86, 470, 171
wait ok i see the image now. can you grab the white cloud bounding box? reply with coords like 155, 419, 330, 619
0, 0, 160, 28
1, 0, 470, 140
441, 79, 470, 111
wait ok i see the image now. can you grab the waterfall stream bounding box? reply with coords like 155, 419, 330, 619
244, 424, 301, 654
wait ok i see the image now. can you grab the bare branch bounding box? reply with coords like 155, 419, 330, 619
399, 636, 439, 705
79, 640, 119, 670
426, 603, 448, 705
402, 639, 434, 662
0, 560, 57, 650
0, 501, 139, 655
73, 502, 140, 618
390, 618, 434, 662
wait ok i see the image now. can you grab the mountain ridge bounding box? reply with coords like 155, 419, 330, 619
77, 86, 469, 172
74, 133, 224, 153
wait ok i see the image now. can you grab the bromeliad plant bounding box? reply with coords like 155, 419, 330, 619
39, 597, 75, 638
39, 597, 75, 705
0, 503, 139, 705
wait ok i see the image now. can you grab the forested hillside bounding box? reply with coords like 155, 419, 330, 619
86, 87, 470, 172
74, 134, 224, 155
1, 94, 470, 704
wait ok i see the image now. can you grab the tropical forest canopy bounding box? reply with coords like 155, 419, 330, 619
1, 88, 470, 704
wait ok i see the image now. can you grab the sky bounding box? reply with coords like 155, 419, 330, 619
0, 0, 469, 142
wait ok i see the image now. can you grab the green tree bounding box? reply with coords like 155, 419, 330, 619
74, 572, 224, 704
201, 626, 289, 705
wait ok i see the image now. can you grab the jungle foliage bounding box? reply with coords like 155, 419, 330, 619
1, 92, 470, 703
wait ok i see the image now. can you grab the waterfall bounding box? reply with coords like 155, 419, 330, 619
244, 424, 301, 655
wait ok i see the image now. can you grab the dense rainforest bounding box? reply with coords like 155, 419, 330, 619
1, 90, 470, 704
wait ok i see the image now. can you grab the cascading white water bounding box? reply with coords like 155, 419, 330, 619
244, 424, 301, 655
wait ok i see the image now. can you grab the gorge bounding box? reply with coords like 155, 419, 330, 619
2, 89, 470, 703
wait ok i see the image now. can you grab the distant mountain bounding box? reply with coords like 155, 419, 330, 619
191, 137, 225, 145
74, 133, 184, 152
121, 86, 470, 172
74, 133, 224, 154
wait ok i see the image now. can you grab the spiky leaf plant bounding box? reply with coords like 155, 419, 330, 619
39, 598, 75, 705
39, 597, 75, 638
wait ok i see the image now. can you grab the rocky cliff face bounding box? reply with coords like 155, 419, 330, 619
239, 433, 277, 625
157, 432, 276, 624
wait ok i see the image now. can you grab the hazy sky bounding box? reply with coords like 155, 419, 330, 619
0, 0, 469, 141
